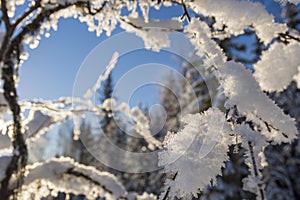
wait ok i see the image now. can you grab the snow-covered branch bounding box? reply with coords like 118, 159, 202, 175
20, 157, 126, 199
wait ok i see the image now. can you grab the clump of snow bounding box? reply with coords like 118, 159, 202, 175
184, 19, 226, 68
5, 0, 25, 18
238, 124, 268, 168
188, 0, 287, 44
138, 0, 150, 23
119, 17, 182, 52
220, 61, 297, 143
22, 157, 126, 199
254, 41, 300, 92
72, 114, 81, 140
237, 124, 268, 196
121, 17, 182, 31
84, 52, 119, 100
102, 98, 116, 111
0, 90, 9, 131
134, 192, 156, 200
130, 107, 161, 148
159, 108, 234, 198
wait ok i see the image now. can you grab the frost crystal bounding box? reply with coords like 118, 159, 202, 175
159, 108, 234, 198
220, 61, 297, 143
188, 0, 287, 44
130, 106, 161, 148
22, 157, 126, 199
254, 41, 300, 92
119, 17, 181, 51
84, 52, 119, 100
184, 19, 226, 68
237, 124, 268, 196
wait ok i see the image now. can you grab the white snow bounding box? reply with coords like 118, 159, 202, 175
119, 17, 182, 51
254, 41, 300, 92
5, 0, 25, 18
159, 108, 234, 198
130, 106, 161, 148
23, 157, 126, 199
102, 98, 116, 111
84, 52, 119, 100
184, 19, 226, 68
220, 61, 297, 144
188, 0, 287, 44
121, 17, 182, 30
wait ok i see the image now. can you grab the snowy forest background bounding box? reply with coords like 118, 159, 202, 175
1, 0, 300, 199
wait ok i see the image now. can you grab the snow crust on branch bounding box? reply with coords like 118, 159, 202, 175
158, 108, 234, 198
254, 41, 300, 92
220, 61, 297, 144
19, 97, 161, 149
188, 0, 287, 44
17, 156, 157, 199
237, 124, 268, 196
119, 17, 182, 51
84, 51, 119, 100
2, 0, 25, 18
184, 19, 226, 68
20, 157, 126, 199
25, 0, 135, 49
129, 106, 161, 148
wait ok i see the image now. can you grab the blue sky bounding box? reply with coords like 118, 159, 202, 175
18, 4, 186, 107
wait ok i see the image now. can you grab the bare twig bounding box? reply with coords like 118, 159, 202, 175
0, 61, 28, 199
248, 142, 265, 200
12, 0, 42, 31
161, 172, 178, 200
180, 0, 191, 22
278, 32, 300, 44
66, 168, 114, 195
